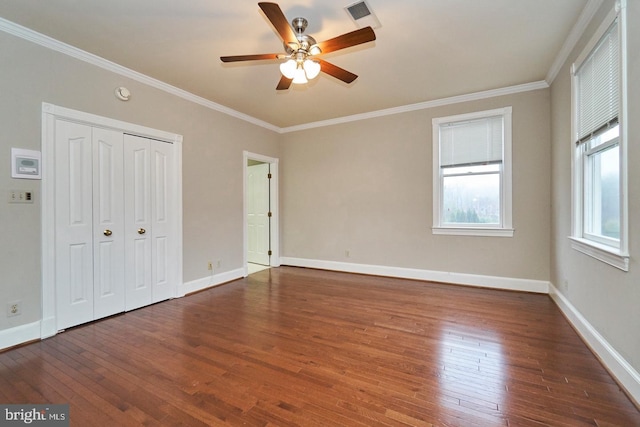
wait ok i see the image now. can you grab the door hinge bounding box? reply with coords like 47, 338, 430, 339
268, 211, 272, 217
267, 173, 272, 179
268, 250, 272, 256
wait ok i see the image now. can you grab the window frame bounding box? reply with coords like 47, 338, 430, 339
570, 1, 628, 271
432, 107, 513, 237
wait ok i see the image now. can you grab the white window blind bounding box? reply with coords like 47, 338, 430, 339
439, 115, 503, 168
575, 19, 619, 143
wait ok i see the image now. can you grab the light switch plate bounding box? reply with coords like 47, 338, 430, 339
8, 190, 34, 204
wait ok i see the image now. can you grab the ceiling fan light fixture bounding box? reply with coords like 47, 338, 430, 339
309, 45, 322, 56
292, 65, 308, 84
303, 59, 321, 79
279, 59, 297, 79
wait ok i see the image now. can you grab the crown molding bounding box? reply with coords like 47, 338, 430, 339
280, 81, 549, 133
0, 17, 280, 133
0, 16, 551, 134
545, 0, 604, 84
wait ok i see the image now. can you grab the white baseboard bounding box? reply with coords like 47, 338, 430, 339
549, 283, 640, 407
0, 321, 41, 351
181, 267, 245, 295
280, 257, 550, 294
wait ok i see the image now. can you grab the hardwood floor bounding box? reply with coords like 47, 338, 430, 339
1, 266, 639, 426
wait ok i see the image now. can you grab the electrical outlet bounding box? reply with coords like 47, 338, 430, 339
207, 261, 213, 271
216, 260, 221, 269
345, 250, 350, 258
7, 301, 21, 317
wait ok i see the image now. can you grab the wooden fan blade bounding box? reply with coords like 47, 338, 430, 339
276, 75, 293, 90
317, 59, 358, 84
220, 53, 280, 62
258, 2, 298, 47
316, 27, 376, 55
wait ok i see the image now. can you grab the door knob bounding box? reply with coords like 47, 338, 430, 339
138, 228, 146, 235
103, 229, 113, 236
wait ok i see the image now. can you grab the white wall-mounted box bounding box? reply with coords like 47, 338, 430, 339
11, 148, 41, 179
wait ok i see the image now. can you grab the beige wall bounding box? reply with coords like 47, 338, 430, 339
550, 0, 640, 372
0, 31, 280, 332
281, 89, 551, 281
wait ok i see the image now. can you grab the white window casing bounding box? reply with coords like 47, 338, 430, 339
432, 107, 513, 237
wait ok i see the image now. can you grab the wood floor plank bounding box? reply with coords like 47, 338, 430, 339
1, 266, 638, 426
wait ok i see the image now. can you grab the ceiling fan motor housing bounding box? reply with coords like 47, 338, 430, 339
283, 17, 318, 55
292, 17, 308, 33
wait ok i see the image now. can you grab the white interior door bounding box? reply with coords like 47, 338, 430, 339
92, 127, 125, 319
247, 163, 270, 265
124, 134, 152, 310
55, 122, 176, 329
55, 120, 95, 330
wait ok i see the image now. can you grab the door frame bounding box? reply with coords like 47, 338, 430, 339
243, 151, 280, 276
40, 103, 183, 339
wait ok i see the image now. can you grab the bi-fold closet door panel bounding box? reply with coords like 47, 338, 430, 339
92, 127, 126, 320
55, 120, 176, 330
147, 136, 176, 304
124, 134, 152, 311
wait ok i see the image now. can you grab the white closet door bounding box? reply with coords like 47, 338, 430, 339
92, 127, 125, 319
55, 120, 94, 330
49, 109, 180, 332
124, 134, 152, 310
150, 138, 176, 303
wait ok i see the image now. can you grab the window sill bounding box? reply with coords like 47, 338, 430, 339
432, 227, 514, 237
569, 237, 629, 271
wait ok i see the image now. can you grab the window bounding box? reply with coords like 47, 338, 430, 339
570, 3, 628, 271
432, 107, 513, 237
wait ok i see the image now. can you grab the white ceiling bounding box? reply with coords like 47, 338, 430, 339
0, 0, 588, 128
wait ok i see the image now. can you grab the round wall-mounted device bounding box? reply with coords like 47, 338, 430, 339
115, 87, 131, 101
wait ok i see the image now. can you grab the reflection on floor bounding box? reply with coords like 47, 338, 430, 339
247, 263, 270, 274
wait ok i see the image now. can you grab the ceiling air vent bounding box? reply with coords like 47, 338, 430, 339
345, 0, 381, 29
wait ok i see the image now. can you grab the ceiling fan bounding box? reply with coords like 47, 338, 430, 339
220, 2, 376, 90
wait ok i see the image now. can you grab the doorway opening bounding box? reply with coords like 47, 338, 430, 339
243, 151, 279, 276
